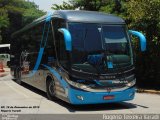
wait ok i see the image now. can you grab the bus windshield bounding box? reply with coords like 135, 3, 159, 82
68, 23, 133, 74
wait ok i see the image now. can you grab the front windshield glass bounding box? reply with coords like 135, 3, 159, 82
68, 23, 133, 74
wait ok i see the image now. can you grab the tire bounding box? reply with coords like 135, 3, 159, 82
16, 69, 21, 85
46, 78, 57, 101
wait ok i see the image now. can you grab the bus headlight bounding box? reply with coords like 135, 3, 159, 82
127, 79, 136, 87
65, 77, 88, 90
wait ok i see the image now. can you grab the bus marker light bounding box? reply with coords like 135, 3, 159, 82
103, 95, 114, 100
76, 95, 84, 100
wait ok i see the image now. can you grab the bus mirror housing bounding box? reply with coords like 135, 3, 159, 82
58, 28, 72, 51
129, 30, 146, 52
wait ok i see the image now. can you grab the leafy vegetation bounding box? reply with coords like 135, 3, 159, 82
0, 0, 45, 43
126, 0, 160, 89
52, 1, 75, 10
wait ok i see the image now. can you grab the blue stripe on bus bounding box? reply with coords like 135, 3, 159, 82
41, 64, 68, 88
28, 15, 51, 77
40, 22, 47, 47
28, 48, 44, 77
46, 12, 53, 22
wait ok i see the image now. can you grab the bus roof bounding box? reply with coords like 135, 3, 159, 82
53, 10, 125, 24
12, 10, 125, 37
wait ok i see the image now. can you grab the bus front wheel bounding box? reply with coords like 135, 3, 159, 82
46, 78, 57, 101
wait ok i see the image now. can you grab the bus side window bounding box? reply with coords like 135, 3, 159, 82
59, 33, 68, 67
53, 19, 67, 68
44, 23, 56, 65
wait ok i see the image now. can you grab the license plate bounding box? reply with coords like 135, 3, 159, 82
103, 95, 114, 100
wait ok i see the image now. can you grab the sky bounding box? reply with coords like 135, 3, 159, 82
29, 0, 68, 12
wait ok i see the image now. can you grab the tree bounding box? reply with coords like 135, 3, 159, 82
125, 0, 160, 88
0, 0, 45, 44
127, 0, 160, 38
70, 0, 108, 11
52, 0, 108, 11
52, 1, 75, 10
0, 9, 9, 28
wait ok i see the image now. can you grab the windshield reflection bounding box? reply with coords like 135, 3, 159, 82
68, 23, 132, 74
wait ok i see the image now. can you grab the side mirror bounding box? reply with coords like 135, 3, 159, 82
129, 30, 146, 52
58, 28, 72, 51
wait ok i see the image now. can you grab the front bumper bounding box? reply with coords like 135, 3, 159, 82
68, 87, 135, 105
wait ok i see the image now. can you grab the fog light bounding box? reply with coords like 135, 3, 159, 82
76, 95, 84, 100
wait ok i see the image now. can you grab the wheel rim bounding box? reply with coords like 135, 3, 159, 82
49, 81, 55, 96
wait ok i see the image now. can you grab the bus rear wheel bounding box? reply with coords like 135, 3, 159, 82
46, 78, 57, 101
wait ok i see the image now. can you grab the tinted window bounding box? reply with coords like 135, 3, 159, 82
53, 19, 67, 68
69, 23, 102, 52
102, 25, 130, 55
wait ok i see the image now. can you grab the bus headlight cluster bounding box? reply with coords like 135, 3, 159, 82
127, 79, 136, 87
65, 77, 88, 90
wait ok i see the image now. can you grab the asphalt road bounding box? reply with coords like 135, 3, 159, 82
0, 74, 160, 116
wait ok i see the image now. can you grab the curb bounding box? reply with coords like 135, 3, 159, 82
136, 89, 160, 94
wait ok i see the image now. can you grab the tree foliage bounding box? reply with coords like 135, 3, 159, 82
0, 8, 9, 28
52, 0, 108, 11
127, 0, 160, 41
52, 1, 75, 10
0, 0, 45, 43
70, 0, 108, 11
125, 0, 160, 88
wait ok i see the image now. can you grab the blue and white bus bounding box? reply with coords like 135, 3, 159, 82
10, 10, 146, 104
